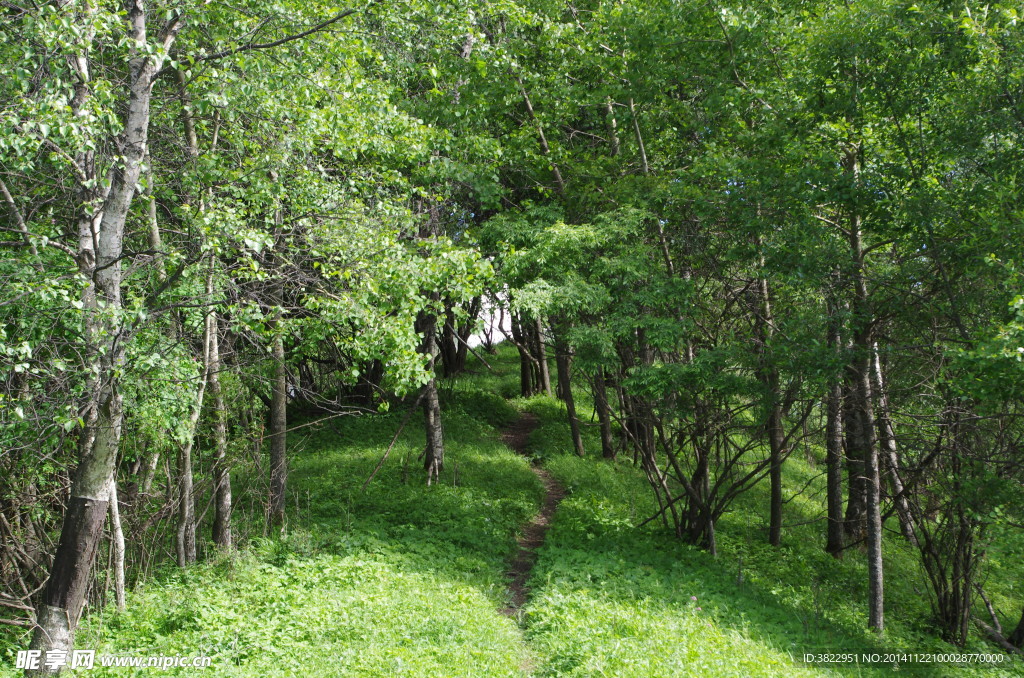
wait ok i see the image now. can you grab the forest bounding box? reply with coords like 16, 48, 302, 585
1, 0, 1024, 675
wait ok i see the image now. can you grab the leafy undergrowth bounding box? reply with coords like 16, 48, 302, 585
25, 378, 544, 677
7, 345, 1024, 677
518, 395, 1024, 677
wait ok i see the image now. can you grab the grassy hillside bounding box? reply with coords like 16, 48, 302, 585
4, 344, 1023, 676
506, 347, 1024, 676
3, 369, 541, 676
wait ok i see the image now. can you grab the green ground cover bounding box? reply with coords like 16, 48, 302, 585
5, 344, 1023, 676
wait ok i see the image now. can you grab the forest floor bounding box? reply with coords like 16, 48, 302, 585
5, 344, 1024, 676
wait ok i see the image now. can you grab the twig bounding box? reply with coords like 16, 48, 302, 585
452, 331, 494, 372
973, 618, 1024, 656
362, 389, 427, 490
976, 584, 1004, 635
196, 9, 359, 63
0, 618, 33, 627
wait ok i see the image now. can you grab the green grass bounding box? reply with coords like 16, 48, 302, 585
516, 389, 1024, 677
1, 360, 542, 676
4, 342, 1023, 676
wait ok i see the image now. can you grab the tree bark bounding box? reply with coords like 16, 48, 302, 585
629, 98, 650, 175
605, 99, 620, 157
420, 304, 445, 485
871, 342, 918, 547
858, 346, 884, 631
846, 139, 884, 631
108, 479, 125, 611
843, 377, 867, 543
755, 260, 785, 547
268, 329, 288, 529
534, 317, 552, 397
554, 328, 585, 457
176, 263, 216, 565
509, 313, 536, 397
28, 3, 183, 666
825, 306, 846, 557
593, 368, 616, 459
1008, 607, 1024, 648
209, 313, 232, 549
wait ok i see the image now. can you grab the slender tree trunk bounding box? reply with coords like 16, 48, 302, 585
440, 306, 460, 377
767, 389, 785, 546
534, 317, 552, 397
857, 346, 884, 631
209, 313, 232, 549
268, 329, 288, 529
846, 138, 884, 631
421, 305, 445, 485
509, 313, 536, 397
177, 262, 216, 565
452, 297, 479, 372
825, 303, 846, 557
629, 98, 650, 175
605, 99, 620, 157
755, 259, 785, 547
843, 378, 867, 542
518, 81, 566, 196
871, 342, 918, 547
593, 368, 616, 459
749, 237, 787, 547
174, 443, 196, 567
140, 449, 159, 497
108, 479, 125, 610
144, 149, 166, 283
554, 329, 585, 457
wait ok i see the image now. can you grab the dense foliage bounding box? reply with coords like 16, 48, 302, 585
2, 0, 1023, 673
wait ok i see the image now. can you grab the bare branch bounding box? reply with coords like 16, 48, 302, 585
196, 9, 359, 64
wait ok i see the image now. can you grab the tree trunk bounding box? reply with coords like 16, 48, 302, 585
593, 368, 616, 459
825, 385, 846, 558
108, 479, 125, 611
28, 4, 182, 665
843, 377, 867, 544
534, 317, 553, 397
846, 139, 883, 632
754, 252, 785, 547
629, 98, 650, 175
268, 330, 288, 529
174, 438, 196, 567
420, 306, 445, 485
605, 98, 620, 157
871, 342, 918, 547
518, 81, 566, 196
177, 264, 216, 565
554, 329, 585, 457
209, 313, 232, 549
440, 306, 460, 377
1008, 607, 1024, 648
826, 294, 845, 557
767, 391, 785, 547
858, 347, 884, 631
509, 313, 535, 397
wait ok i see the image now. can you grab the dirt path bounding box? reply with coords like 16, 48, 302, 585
500, 413, 566, 617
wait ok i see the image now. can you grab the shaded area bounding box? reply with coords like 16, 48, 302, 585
65, 385, 539, 677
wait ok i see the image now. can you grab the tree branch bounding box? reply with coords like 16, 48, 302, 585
196, 9, 359, 63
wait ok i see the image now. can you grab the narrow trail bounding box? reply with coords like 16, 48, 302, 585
499, 412, 566, 618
